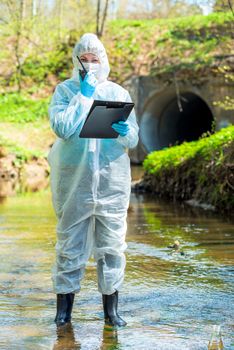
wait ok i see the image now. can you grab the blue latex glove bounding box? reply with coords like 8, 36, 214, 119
112, 120, 130, 137
79, 71, 97, 98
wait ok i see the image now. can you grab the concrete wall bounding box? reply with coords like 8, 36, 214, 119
127, 73, 234, 164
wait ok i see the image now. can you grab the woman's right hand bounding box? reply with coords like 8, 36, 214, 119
79, 71, 98, 98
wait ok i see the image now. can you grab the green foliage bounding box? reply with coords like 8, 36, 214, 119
0, 11, 232, 90
142, 125, 234, 214
213, 65, 234, 110
104, 11, 233, 82
22, 43, 72, 84
143, 125, 234, 174
0, 93, 49, 123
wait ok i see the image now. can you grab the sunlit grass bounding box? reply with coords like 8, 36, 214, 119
0, 92, 49, 123
142, 125, 234, 214
143, 125, 234, 174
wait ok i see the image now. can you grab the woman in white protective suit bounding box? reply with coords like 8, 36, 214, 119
48, 33, 139, 327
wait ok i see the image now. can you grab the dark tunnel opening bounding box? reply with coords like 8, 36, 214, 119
140, 92, 214, 153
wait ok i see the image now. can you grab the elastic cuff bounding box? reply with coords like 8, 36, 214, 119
53, 287, 81, 294
80, 93, 93, 101
117, 135, 128, 147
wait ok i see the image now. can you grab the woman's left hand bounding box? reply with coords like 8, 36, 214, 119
111, 120, 130, 137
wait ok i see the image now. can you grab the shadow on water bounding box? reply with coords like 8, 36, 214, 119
0, 166, 233, 349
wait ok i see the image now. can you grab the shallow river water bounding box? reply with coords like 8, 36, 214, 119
0, 166, 233, 350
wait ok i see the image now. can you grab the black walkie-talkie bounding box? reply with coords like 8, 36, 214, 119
77, 56, 88, 81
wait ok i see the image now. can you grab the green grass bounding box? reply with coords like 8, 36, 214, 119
0, 93, 49, 123
104, 11, 233, 82
143, 125, 234, 174
141, 125, 234, 214
109, 11, 232, 30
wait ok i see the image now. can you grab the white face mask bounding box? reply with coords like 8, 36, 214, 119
82, 62, 101, 78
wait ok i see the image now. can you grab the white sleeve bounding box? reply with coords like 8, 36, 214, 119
48, 84, 93, 140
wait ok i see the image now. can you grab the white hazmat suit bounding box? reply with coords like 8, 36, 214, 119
48, 33, 139, 296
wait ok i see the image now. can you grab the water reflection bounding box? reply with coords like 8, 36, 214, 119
52, 323, 120, 350
100, 326, 120, 350
53, 323, 81, 350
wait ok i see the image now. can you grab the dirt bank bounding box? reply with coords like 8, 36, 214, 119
0, 148, 49, 197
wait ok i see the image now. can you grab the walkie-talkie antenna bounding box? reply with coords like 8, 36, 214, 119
77, 56, 88, 80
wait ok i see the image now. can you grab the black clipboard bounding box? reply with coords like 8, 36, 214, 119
79, 100, 134, 138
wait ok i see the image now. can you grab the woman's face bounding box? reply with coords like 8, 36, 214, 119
80, 53, 100, 64
79, 53, 101, 80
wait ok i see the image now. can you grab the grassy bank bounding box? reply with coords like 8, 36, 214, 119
0, 11, 232, 93
0, 93, 49, 123
141, 126, 234, 215
0, 92, 54, 160
0, 134, 45, 164
105, 11, 233, 83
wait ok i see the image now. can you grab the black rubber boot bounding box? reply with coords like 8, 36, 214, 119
65, 293, 75, 323
102, 290, 127, 327
54, 293, 75, 326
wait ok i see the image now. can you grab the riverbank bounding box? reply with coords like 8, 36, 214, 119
134, 125, 234, 216
0, 131, 50, 197
0, 91, 55, 196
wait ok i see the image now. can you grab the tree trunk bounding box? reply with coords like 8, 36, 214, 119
96, 0, 101, 37
15, 0, 24, 93
100, 0, 109, 37
96, 0, 109, 38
